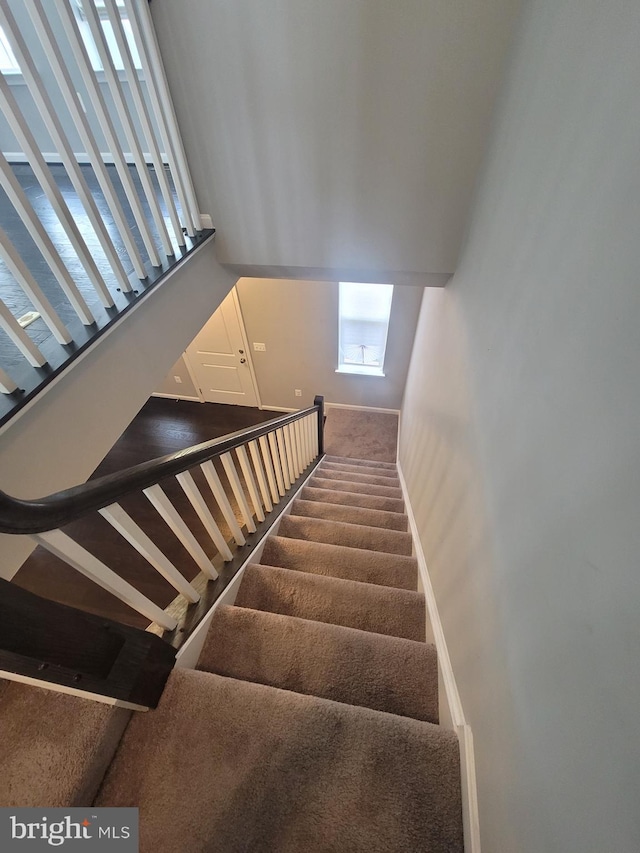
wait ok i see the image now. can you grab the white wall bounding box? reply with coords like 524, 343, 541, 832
0, 241, 236, 579
150, 0, 520, 281
399, 2, 640, 851
235, 278, 422, 411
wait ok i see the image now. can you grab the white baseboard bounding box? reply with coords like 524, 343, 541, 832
396, 461, 481, 853
260, 405, 296, 413
151, 392, 201, 402
325, 402, 400, 414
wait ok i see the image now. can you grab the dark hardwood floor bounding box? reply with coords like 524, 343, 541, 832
0, 163, 176, 372
0, 162, 213, 427
14, 398, 278, 629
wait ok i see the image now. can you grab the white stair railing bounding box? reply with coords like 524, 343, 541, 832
0, 0, 205, 400
0, 405, 323, 634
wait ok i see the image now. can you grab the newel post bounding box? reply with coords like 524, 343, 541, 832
313, 395, 325, 455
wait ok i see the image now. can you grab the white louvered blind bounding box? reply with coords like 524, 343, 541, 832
338, 282, 393, 376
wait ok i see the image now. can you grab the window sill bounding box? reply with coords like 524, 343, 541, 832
335, 366, 385, 378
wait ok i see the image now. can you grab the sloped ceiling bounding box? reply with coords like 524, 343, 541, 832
152, 0, 522, 281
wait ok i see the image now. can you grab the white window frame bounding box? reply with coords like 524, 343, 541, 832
0, 26, 20, 74
336, 282, 394, 378
73, 0, 142, 73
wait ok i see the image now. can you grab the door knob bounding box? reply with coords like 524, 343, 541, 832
240, 358, 246, 364
239, 349, 244, 354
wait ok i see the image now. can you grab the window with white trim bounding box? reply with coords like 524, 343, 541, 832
73, 0, 142, 72
0, 26, 20, 73
337, 282, 394, 377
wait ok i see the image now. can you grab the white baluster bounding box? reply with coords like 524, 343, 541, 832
235, 445, 265, 522
275, 428, 291, 490
28, 0, 143, 280
311, 414, 318, 459
302, 417, 311, 466
176, 470, 233, 560
0, 72, 113, 307
200, 460, 246, 546
307, 414, 316, 460
126, 0, 201, 231
0, 0, 131, 294
51, 0, 162, 268
143, 484, 218, 579
104, 0, 184, 248
33, 529, 176, 630
0, 152, 97, 322
99, 503, 200, 602
82, 0, 173, 257
0, 228, 71, 345
248, 440, 273, 512
220, 452, 256, 533
258, 435, 280, 503
283, 423, 297, 482
0, 365, 18, 394
0, 299, 47, 367
290, 421, 302, 477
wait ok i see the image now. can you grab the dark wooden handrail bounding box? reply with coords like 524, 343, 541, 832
0, 401, 323, 535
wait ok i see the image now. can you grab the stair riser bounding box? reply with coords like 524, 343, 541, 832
97, 670, 464, 853
291, 498, 409, 532
199, 605, 439, 723
316, 468, 401, 488
309, 476, 403, 499
261, 536, 418, 590
300, 485, 405, 514
279, 515, 413, 556
319, 462, 400, 481
236, 564, 427, 642
324, 455, 398, 471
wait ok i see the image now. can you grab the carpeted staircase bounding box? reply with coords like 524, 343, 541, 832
0, 455, 464, 852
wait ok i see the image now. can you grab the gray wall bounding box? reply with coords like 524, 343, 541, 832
236, 278, 422, 411
399, 1, 640, 851
150, 0, 520, 280
0, 242, 236, 579
155, 355, 199, 400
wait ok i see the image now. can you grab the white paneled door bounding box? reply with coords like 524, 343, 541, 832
185, 288, 259, 407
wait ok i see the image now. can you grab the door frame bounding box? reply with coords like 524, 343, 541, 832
184, 286, 263, 409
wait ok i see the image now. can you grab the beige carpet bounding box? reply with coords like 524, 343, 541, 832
2, 455, 463, 851
323, 408, 399, 462
96, 455, 463, 851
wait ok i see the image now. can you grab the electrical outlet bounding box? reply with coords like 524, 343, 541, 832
294, 389, 302, 397
253, 342, 266, 352
174, 376, 182, 383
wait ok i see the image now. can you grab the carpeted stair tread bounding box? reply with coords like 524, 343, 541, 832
260, 535, 418, 589
198, 605, 438, 723
318, 464, 400, 482
309, 475, 403, 499
0, 680, 130, 807
96, 668, 463, 853
324, 454, 398, 471
315, 467, 400, 488
235, 564, 426, 641
301, 485, 405, 514
279, 514, 413, 556
291, 497, 408, 531
319, 460, 400, 481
